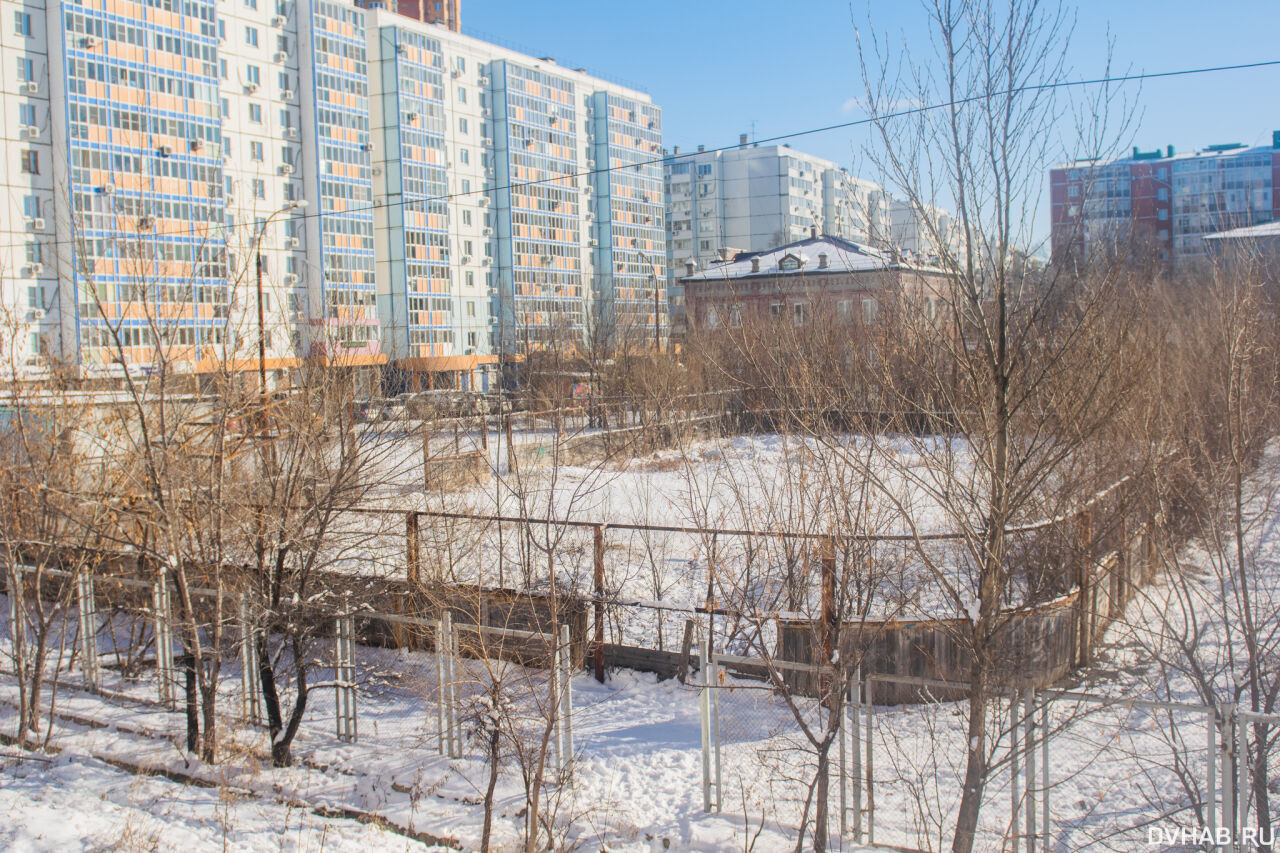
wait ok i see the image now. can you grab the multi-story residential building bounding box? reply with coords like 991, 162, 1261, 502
1050, 134, 1280, 267
0, 0, 663, 386
888, 199, 958, 261
662, 140, 890, 337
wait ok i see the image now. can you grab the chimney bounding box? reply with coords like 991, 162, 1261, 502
750, 258, 760, 273
1274, 130, 1280, 149
684, 260, 694, 276
818, 253, 828, 269
1167, 145, 1175, 157
809, 225, 817, 239
739, 133, 748, 148
697, 144, 706, 152
672, 145, 680, 155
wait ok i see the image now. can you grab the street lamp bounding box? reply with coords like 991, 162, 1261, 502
255, 199, 308, 398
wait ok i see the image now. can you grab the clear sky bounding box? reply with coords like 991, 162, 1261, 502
461, 0, 1279, 246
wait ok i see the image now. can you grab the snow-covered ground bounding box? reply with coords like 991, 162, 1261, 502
5, 434, 1277, 851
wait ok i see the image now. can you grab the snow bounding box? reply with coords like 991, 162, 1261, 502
6, 433, 1280, 850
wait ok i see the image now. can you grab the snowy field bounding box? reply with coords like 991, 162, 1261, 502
4, 434, 1277, 850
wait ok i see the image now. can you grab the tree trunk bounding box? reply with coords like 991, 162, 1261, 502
481, 723, 501, 852
812, 740, 831, 852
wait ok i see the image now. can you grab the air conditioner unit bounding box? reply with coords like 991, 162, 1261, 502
361, 141, 375, 152
481, 257, 491, 265
406, 111, 418, 122
244, 82, 258, 94
278, 163, 293, 175
372, 166, 382, 175
478, 196, 489, 206
284, 127, 298, 138
271, 14, 286, 25
460, 255, 471, 264
26, 218, 46, 231
587, 238, 597, 247
450, 68, 461, 79
19, 126, 39, 139
274, 51, 288, 63
26, 264, 44, 275
284, 273, 300, 285
158, 144, 174, 157
189, 138, 203, 151
478, 75, 489, 85
482, 227, 492, 236
26, 308, 45, 322
139, 216, 154, 230
286, 236, 300, 248
21, 82, 38, 95
283, 89, 295, 100
80, 36, 99, 48
96, 185, 114, 195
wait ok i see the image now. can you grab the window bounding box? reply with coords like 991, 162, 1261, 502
457, 86, 466, 103
1157, 188, 1168, 201
454, 56, 465, 73
281, 145, 293, 164
220, 97, 229, 117
248, 103, 262, 123
462, 209, 471, 226
219, 58, 228, 79
26, 242, 42, 264
245, 26, 259, 47
218, 20, 225, 41
15, 11, 32, 36
253, 179, 265, 199
19, 103, 36, 126
705, 306, 720, 329
246, 65, 260, 85
28, 285, 41, 308
769, 301, 783, 318
276, 35, 289, 53
17, 57, 34, 81
862, 297, 879, 324
20, 150, 38, 174
223, 135, 234, 158
244, 0, 257, 7
466, 301, 476, 317
793, 302, 809, 327
728, 304, 742, 328
23, 196, 40, 219
250, 140, 264, 160
459, 148, 469, 165
1068, 185, 1079, 198
458, 117, 468, 134
461, 178, 471, 194
464, 239, 473, 255
1157, 208, 1168, 221
278, 72, 289, 90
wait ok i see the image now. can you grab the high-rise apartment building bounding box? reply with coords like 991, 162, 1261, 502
0, 0, 662, 384
1050, 134, 1280, 267
662, 141, 889, 336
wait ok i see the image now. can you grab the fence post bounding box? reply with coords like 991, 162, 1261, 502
334, 598, 357, 743
559, 623, 573, 776
1207, 704, 1217, 842
1236, 708, 1248, 851
1040, 694, 1050, 852
593, 524, 606, 683
1011, 692, 1021, 853
77, 571, 100, 692
406, 512, 420, 587
851, 668, 863, 843
238, 596, 260, 724
444, 610, 459, 758
1025, 687, 1037, 853
866, 677, 875, 846
551, 626, 563, 768
435, 618, 448, 756
699, 629, 718, 812
1222, 702, 1236, 853
154, 572, 175, 709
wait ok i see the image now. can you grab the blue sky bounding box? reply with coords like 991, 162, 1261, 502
462, 1, 1279, 243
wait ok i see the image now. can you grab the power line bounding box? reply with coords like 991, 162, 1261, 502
4, 56, 1278, 257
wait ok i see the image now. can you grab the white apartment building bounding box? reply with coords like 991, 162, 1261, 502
889, 199, 958, 262
0, 0, 664, 385
662, 141, 889, 335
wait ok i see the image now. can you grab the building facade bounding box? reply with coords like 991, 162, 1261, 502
662, 141, 913, 337
1050, 134, 1280, 267
0, 0, 663, 384
680, 233, 947, 337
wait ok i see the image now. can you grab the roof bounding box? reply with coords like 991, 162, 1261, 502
1203, 221, 1280, 241
680, 235, 929, 282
